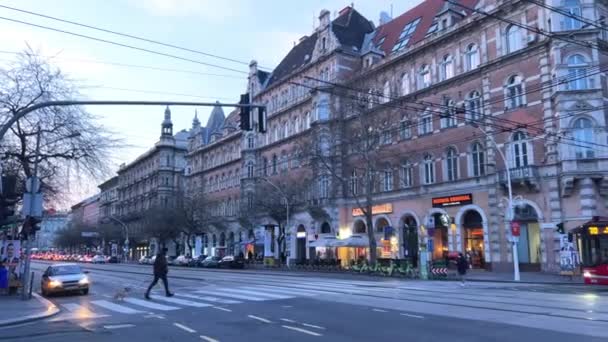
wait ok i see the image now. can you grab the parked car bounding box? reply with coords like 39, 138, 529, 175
41, 263, 90, 296
219, 255, 245, 269
139, 255, 151, 264
174, 255, 191, 266
190, 255, 207, 267
107, 256, 119, 263
200, 256, 221, 268
91, 255, 106, 264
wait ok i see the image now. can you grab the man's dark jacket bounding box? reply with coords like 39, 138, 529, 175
153, 254, 168, 276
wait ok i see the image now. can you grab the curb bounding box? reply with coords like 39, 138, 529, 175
463, 278, 585, 286
0, 293, 60, 327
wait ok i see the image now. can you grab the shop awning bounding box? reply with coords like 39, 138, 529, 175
332, 235, 369, 248
309, 236, 337, 248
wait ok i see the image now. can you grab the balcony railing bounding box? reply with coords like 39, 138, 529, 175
498, 165, 539, 185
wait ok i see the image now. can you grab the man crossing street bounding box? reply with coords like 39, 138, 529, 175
145, 248, 174, 299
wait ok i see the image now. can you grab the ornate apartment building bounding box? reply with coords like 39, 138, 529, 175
184, 0, 607, 273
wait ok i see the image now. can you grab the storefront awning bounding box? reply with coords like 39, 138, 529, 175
332, 235, 369, 248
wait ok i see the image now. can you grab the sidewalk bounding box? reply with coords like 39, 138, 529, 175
464, 270, 585, 285
0, 293, 60, 327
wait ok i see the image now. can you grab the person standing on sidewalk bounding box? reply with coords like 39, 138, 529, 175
145, 248, 174, 299
457, 252, 468, 287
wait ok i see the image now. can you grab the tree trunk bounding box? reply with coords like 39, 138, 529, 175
276, 225, 285, 265
366, 212, 377, 264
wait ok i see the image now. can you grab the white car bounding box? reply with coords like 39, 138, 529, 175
139, 255, 151, 264
174, 255, 191, 266
91, 255, 106, 264
41, 263, 90, 296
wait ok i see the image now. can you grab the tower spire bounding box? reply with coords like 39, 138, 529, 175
161, 105, 173, 137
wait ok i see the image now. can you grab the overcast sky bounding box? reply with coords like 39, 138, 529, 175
0, 0, 423, 205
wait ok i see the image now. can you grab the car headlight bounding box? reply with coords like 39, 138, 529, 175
583, 271, 592, 278
79, 277, 89, 285
49, 279, 62, 288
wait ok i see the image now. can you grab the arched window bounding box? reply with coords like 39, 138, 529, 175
506, 25, 522, 53
401, 160, 413, 188
511, 131, 529, 168
401, 73, 410, 95
272, 154, 278, 174
466, 91, 482, 122
567, 54, 588, 90
471, 142, 485, 177
418, 64, 431, 89
383, 164, 393, 191
573, 117, 595, 159
446, 147, 458, 181
382, 81, 390, 103
440, 54, 454, 81
562, 0, 583, 30
320, 222, 331, 234
441, 98, 456, 128
423, 154, 435, 184
505, 75, 524, 109
246, 162, 254, 178
212, 234, 217, 247
465, 43, 480, 70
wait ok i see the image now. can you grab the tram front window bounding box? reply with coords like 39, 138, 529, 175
580, 235, 608, 266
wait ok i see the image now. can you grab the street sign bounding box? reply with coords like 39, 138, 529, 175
22, 193, 43, 218
511, 221, 521, 237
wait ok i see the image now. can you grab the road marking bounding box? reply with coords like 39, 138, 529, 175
124, 298, 179, 311
248, 315, 272, 323
176, 293, 241, 304
152, 295, 212, 307
219, 288, 293, 300
199, 290, 268, 301
62, 303, 90, 312
144, 313, 166, 319
200, 335, 219, 342
174, 323, 196, 333
282, 305, 293, 308
280, 318, 296, 323
372, 308, 388, 312
212, 306, 232, 312
104, 324, 135, 330
282, 325, 322, 337
91, 300, 143, 314
400, 313, 424, 319
302, 323, 325, 330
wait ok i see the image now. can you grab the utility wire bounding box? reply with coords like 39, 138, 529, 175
0, 4, 271, 70
0, 15, 249, 75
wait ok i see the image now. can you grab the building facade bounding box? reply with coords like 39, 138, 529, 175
98, 176, 119, 223
35, 210, 68, 250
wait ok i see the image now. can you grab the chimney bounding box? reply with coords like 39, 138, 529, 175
319, 9, 330, 28
379, 11, 392, 26
249, 60, 258, 75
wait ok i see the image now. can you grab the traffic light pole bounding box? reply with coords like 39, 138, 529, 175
21, 125, 41, 300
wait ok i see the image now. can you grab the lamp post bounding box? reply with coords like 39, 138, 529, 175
257, 177, 289, 265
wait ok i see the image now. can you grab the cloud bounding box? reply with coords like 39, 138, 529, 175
130, 0, 246, 21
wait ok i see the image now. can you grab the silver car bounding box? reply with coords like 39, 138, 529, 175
41, 263, 90, 296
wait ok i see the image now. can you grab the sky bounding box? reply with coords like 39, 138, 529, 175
0, 0, 422, 205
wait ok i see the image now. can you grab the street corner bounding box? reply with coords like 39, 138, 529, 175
0, 292, 60, 327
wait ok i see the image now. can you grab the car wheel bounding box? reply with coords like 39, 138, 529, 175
81, 288, 89, 295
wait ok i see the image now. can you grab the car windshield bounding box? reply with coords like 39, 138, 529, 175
51, 265, 82, 275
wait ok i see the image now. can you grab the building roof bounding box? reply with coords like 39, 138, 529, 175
201, 103, 226, 144
98, 176, 118, 191
267, 33, 318, 86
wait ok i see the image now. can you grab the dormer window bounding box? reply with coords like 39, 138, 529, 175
392, 17, 421, 53
375, 36, 386, 50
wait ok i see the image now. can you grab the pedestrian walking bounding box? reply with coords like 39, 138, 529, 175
457, 252, 468, 287
145, 248, 174, 299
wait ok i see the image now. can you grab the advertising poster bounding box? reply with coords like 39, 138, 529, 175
559, 234, 578, 276
1, 240, 21, 280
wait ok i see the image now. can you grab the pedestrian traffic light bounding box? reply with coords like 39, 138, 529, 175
239, 93, 251, 131
556, 222, 565, 234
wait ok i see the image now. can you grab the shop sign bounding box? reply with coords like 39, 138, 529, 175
588, 226, 608, 235
432, 194, 473, 208
352, 203, 393, 217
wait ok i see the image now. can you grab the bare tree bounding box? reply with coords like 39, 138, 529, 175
0, 47, 120, 205
141, 206, 181, 250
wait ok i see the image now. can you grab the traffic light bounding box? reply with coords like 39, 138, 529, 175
556, 222, 565, 234
0, 196, 16, 225
239, 93, 251, 131
21, 215, 41, 239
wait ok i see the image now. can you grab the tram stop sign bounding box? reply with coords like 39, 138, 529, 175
511, 221, 521, 237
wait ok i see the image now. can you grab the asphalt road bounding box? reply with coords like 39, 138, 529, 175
1, 261, 606, 342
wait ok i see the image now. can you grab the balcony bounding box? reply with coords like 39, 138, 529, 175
498, 165, 540, 191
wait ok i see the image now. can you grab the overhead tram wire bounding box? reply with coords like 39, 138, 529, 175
0, 16, 249, 75
0, 4, 272, 71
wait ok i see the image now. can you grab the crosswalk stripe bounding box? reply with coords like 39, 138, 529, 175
221, 288, 293, 299
251, 285, 325, 296
196, 289, 268, 301
62, 303, 91, 312
123, 297, 179, 311
151, 295, 211, 308
91, 300, 143, 314
175, 293, 242, 304
274, 283, 361, 294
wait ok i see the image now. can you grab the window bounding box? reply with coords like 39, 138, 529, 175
465, 44, 480, 70
350, 170, 358, 195
401, 73, 410, 95
505, 75, 524, 109
294, 116, 301, 133
247, 134, 255, 149
418, 64, 431, 89
305, 111, 311, 129
446, 147, 458, 181
567, 54, 588, 90
281, 151, 288, 172
319, 175, 329, 198
423, 154, 435, 184
383, 167, 393, 191
272, 154, 278, 174
382, 130, 392, 145
316, 99, 330, 121
506, 25, 522, 53
392, 18, 422, 52
511, 131, 529, 168
401, 162, 413, 188
420, 114, 433, 135
562, 0, 583, 30
375, 36, 386, 50
471, 142, 485, 176
382, 81, 390, 103
273, 125, 279, 142
441, 99, 457, 128
440, 54, 454, 81
573, 117, 595, 159
322, 37, 327, 50
262, 157, 268, 176
466, 91, 482, 122
399, 119, 412, 139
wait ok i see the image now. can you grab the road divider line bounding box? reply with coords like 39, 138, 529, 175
372, 308, 388, 312
212, 306, 232, 312
104, 324, 135, 330
174, 323, 196, 333
302, 323, 325, 330
400, 313, 424, 319
282, 325, 322, 337
248, 315, 272, 323
200, 335, 219, 342
280, 318, 296, 323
